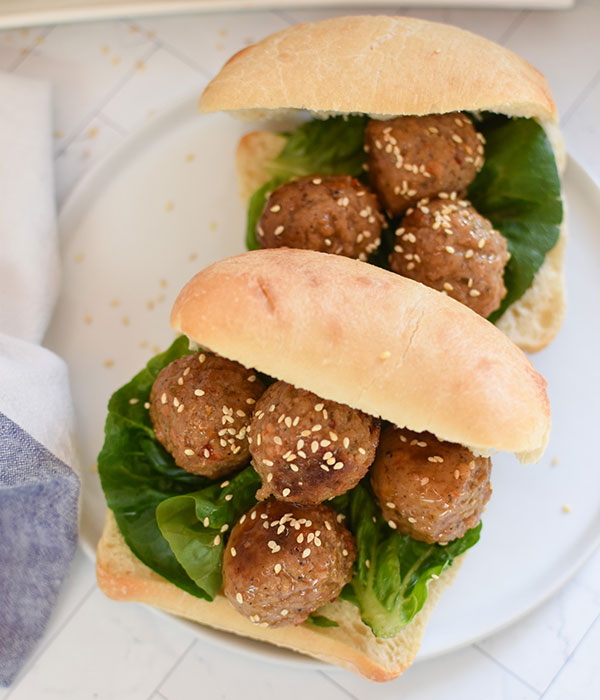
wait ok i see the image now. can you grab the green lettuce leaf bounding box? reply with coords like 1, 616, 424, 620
307, 615, 340, 629
245, 113, 562, 321
468, 115, 562, 322
246, 115, 369, 250
155, 467, 261, 599
97, 336, 213, 598
332, 481, 481, 638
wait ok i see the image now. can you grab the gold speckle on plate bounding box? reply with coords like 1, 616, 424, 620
84, 315, 93, 325
216, 42, 224, 51
209, 220, 218, 231
101, 45, 110, 55
156, 294, 165, 303
121, 316, 130, 326
165, 201, 174, 212
88, 126, 99, 139
147, 300, 155, 310
139, 340, 149, 348
109, 299, 120, 308
81, 149, 91, 159
53, 130, 63, 139
146, 30, 156, 39
74, 252, 84, 263
188, 252, 198, 261
112, 56, 121, 66
135, 60, 146, 71
185, 153, 195, 163
218, 29, 228, 38
35, 35, 44, 45
152, 345, 160, 354
104, 359, 114, 368
129, 25, 139, 34
159, 279, 168, 288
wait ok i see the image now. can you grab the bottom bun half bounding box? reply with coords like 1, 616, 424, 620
97, 510, 463, 682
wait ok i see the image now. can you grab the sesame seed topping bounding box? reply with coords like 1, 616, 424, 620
408, 517, 417, 524
177, 377, 184, 386
302, 548, 311, 559
342, 549, 349, 556
248, 375, 257, 382
420, 477, 430, 486
454, 469, 460, 479
329, 432, 338, 441
465, 249, 474, 259
161, 393, 167, 404
225, 494, 233, 501
129, 398, 139, 405
173, 397, 180, 407
379, 351, 391, 360
236, 592, 243, 603
203, 517, 210, 527
263, 459, 274, 467
281, 609, 289, 617
274, 563, 282, 574
312, 178, 322, 185
282, 488, 291, 497
312, 424, 322, 432
177, 404, 185, 413
184, 449, 194, 456
386, 502, 396, 509
443, 282, 454, 292
388, 520, 397, 530
358, 447, 366, 455
274, 436, 283, 445
213, 535, 221, 545
274, 225, 284, 236
267, 473, 273, 482
469, 289, 481, 297
445, 246, 455, 254
270, 204, 281, 213
198, 353, 206, 363
314, 403, 324, 412
203, 448, 210, 458
333, 462, 344, 470
194, 389, 205, 397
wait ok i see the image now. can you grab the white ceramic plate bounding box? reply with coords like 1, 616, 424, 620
45, 96, 600, 667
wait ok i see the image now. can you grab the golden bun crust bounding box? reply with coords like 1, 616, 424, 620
235, 130, 566, 354
97, 510, 463, 682
171, 249, 550, 462
198, 15, 557, 124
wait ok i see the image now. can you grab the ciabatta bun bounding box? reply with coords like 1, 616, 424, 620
171, 248, 550, 463
97, 510, 463, 682
199, 15, 566, 353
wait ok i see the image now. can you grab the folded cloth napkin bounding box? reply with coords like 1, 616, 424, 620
0, 72, 80, 687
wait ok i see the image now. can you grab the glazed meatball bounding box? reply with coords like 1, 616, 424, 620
149, 353, 265, 478
365, 113, 484, 215
223, 500, 355, 627
371, 427, 492, 545
257, 174, 384, 261
248, 381, 380, 504
389, 196, 510, 317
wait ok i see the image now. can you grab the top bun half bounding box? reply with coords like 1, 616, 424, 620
171, 249, 550, 463
198, 15, 558, 128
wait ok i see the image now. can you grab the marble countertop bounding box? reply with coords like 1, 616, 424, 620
1, 3, 599, 698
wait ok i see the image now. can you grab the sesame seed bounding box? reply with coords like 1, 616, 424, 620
161, 393, 167, 404
302, 548, 311, 559
342, 549, 349, 556
454, 469, 460, 479
270, 204, 281, 212
213, 535, 221, 545
297, 533, 304, 543
312, 424, 322, 432
465, 249, 474, 259
408, 517, 417, 524
251, 511, 257, 520
230, 547, 237, 557
281, 609, 289, 617
177, 377, 184, 385
203, 448, 210, 458
469, 289, 481, 297
274, 225, 284, 236
263, 459, 274, 466
443, 282, 454, 292
343, 437, 350, 449
333, 462, 344, 470
358, 447, 366, 455
274, 436, 283, 445
320, 465, 330, 472
144, 402, 150, 409
184, 449, 194, 456
421, 477, 430, 485
129, 398, 139, 405
282, 488, 291, 497
329, 432, 338, 441
203, 517, 210, 526
194, 389, 205, 397
478, 238, 486, 249
320, 440, 331, 448
246, 398, 256, 405
388, 520, 397, 530
267, 473, 273, 482
312, 178, 322, 185
173, 397, 180, 407
562, 504, 572, 513
314, 403, 324, 412
225, 494, 233, 501
198, 353, 206, 363
445, 246, 455, 254
248, 375, 257, 382
177, 404, 185, 413
386, 502, 396, 509
236, 592, 243, 603
274, 563, 282, 574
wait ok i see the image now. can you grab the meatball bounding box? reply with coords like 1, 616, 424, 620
256, 174, 384, 261
365, 113, 484, 215
248, 381, 380, 504
388, 196, 510, 317
371, 427, 492, 545
149, 353, 265, 478
223, 500, 355, 627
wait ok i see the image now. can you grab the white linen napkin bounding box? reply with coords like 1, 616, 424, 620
0, 71, 80, 687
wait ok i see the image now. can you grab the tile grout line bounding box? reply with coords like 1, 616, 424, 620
96, 111, 129, 137
7, 25, 56, 73
318, 671, 361, 700
497, 9, 530, 46
55, 41, 160, 159
561, 67, 600, 127
127, 17, 214, 81
150, 638, 197, 698
474, 644, 542, 697
4, 582, 98, 700
540, 608, 600, 699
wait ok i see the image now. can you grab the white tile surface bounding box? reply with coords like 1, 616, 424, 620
2, 7, 600, 699
102, 47, 206, 132
7, 588, 194, 700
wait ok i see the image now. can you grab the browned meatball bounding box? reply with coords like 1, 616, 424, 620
389, 196, 510, 317
223, 500, 355, 627
371, 427, 492, 545
149, 353, 265, 478
365, 113, 484, 215
248, 381, 380, 504
257, 175, 384, 260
